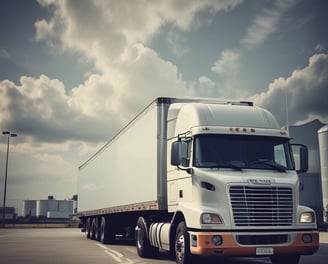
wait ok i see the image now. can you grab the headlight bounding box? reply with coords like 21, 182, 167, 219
201, 213, 223, 224
300, 212, 315, 223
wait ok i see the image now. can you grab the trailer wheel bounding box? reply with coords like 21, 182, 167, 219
94, 218, 101, 241
270, 255, 300, 264
100, 217, 115, 244
175, 221, 194, 264
85, 218, 91, 239
90, 218, 98, 240
136, 217, 156, 258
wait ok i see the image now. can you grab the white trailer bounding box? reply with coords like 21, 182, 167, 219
78, 97, 319, 264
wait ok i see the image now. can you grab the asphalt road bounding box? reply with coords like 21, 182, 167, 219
0, 228, 327, 264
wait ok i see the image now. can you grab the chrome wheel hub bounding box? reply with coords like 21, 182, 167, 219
176, 234, 185, 260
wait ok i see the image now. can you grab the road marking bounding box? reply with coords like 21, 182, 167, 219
125, 247, 137, 254
96, 243, 146, 264
104, 249, 123, 262
125, 258, 134, 264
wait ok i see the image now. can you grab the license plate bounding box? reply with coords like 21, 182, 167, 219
256, 247, 274, 255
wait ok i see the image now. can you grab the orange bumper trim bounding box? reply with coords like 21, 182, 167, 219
189, 231, 319, 257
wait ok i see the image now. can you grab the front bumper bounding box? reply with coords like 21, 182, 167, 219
189, 230, 319, 257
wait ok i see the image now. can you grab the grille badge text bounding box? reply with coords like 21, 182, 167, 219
248, 179, 273, 185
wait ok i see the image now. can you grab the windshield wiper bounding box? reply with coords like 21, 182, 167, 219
250, 159, 286, 172
217, 161, 244, 172
228, 164, 243, 172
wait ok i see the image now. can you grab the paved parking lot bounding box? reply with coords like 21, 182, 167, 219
0, 228, 327, 264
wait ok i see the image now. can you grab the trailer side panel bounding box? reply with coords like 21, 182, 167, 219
78, 102, 161, 215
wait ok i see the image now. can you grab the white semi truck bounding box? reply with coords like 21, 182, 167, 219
78, 97, 319, 264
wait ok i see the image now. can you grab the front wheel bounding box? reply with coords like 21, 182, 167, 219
175, 221, 194, 264
270, 255, 300, 264
135, 217, 157, 258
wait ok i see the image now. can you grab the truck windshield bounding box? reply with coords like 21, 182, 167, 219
193, 134, 294, 171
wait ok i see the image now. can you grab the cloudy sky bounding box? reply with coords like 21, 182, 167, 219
1, 0, 328, 211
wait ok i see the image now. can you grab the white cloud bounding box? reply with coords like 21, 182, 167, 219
250, 53, 328, 126
189, 76, 216, 98
35, 0, 243, 66
194, 76, 217, 97
69, 43, 190, 123
116, 43, 189, 117
212, 49, 241, 76
166, 30, 191, 57
210, 49, 251, 98
2, 0, 247, 163
199, 76, 215, 87
314, 43, 325, 53
241, 0, 297, 47
69, 74, 118, 117
32, 0, 244, 125
0, 44, 189, 144
0, 75, 121, 145
208, 0, 298, 99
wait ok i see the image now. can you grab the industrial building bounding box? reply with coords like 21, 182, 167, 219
23, 196, 74, 219
0, 207, 16, 220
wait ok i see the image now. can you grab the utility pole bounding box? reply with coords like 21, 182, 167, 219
1, 131, 17, 228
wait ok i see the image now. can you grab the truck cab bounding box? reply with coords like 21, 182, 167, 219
166, 101, 318, 264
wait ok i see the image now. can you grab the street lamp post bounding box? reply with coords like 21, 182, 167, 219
1, 131, 17, 228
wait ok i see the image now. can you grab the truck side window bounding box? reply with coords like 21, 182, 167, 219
274, 144, 287, 167
180, 139, 191, 167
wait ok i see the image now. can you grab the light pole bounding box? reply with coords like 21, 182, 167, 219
1, 131, 17, 228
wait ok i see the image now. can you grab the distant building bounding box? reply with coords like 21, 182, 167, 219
22, 197, 74, 219
23, 200, 37, 217
0, 207, 16, 220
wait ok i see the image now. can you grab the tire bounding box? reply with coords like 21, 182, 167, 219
100, 216, 115, 244
85, 218, 91, 239
270, 255, 300, 264
135, 217, 157, 258
175, 221, 194, 264
90, 218, 98, 240
94, 218, 101, 241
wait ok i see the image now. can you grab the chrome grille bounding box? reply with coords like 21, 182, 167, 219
229, 186, 293, 226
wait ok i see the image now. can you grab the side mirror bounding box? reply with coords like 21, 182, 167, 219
299, 145, 308, 173
171, 141, 182, 166
291, 144, 308, 173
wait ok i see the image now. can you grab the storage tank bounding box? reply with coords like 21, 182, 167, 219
36, 200, 49, 218
318, 125, 328, 223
